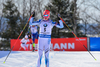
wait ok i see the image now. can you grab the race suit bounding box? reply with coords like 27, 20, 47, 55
30, 17, 64, 67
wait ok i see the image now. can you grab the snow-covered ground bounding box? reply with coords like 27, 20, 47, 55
0, 51, 100, 67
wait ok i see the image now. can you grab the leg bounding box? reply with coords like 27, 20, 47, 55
25, 44, 29, 51
45, 48, 49, 67
21, 44, 26, 50
31, 34, 35, 51
37, 38, 44, 67
36, 32, 39, 39
32, 43, 35, 52
45, 38, 51, 67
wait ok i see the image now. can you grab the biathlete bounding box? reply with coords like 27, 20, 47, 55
20, 35, 30, 51
30, 10, 64, 67
28, 25, 39, 52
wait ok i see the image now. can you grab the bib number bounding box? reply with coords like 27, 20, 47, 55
44, 28, 46, 32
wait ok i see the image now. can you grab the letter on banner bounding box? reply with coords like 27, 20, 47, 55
61, 43, 67, 49
54, 43, 60, 49
68, 43, 75, 49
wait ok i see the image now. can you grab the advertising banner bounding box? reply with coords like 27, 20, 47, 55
90, 37, 100, 51
11, 37, 87, 51
51, 37, 87, 51
11, 39, 38, 51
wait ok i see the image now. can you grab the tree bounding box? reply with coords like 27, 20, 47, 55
78, 0, 100, 37
45, 0, 84, 38
69, 0, 86, 37
1, 0, 21, 39
45, 0, 70, 38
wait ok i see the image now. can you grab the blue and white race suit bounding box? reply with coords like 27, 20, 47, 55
30, 17, 64, 67
28, 25, 38, 43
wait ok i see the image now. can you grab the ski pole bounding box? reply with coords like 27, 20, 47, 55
3, 14, 33, 63
58, 14, 97, 61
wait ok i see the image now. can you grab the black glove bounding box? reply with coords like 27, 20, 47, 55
27, 32, 30, 35
32, 11, 35, 17
57, 14, 60, 20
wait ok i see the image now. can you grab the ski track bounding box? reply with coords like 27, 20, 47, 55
0, 51, 100, 67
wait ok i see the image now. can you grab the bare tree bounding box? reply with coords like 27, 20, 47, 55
77, 0, 100, 36
0, 0, 6, 33
37, 0, 43, 18
73, 0, 77, 36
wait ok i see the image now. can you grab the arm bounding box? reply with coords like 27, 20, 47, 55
52, 20, 64, 28
55, 20, 64, 28
29, 17, 40, 26
29, 11, 41, 26
21, 38, 24, 43
52, 14, 64, 28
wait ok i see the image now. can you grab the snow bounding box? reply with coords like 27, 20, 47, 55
0, 51, 100, 67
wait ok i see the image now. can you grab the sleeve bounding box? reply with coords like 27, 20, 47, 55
52, 20, 64, 28
36, 26, 39, 30
27, 39, 30, 42
21, 38, 24, 43
29, 17, 41, 26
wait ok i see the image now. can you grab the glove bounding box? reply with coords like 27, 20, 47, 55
28, 32, 30, 35
57, 14, 61, 20
28, 35, 31, 37
32, 11, 35, 17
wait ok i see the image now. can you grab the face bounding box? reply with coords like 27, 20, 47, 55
43, 14, 50, 20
